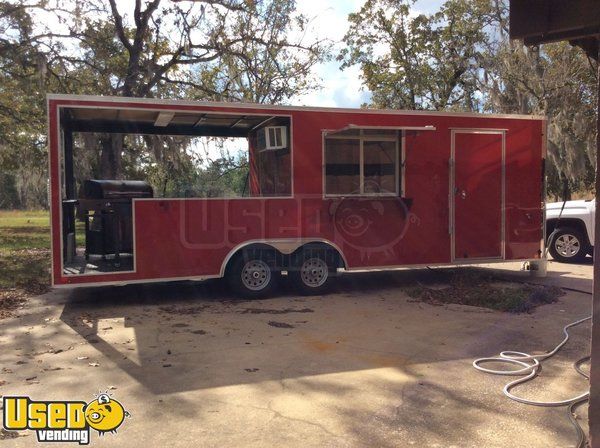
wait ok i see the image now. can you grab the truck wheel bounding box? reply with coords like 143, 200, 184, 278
549, 227, 588, 263
290, 250, 334, 295
228, 251, 277, 298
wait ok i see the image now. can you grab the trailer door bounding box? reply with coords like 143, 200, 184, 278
451, 130, 504, 261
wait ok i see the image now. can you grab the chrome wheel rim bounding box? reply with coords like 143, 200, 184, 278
300, 258, 328, 288
241, 259, 271, 291
555, 234, 581, 258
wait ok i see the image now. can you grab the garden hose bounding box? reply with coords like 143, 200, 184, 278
473, 315, 591, 447
434, 189, 589, 444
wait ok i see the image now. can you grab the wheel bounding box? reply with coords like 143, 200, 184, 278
549, 227, 588, 263
227, 251, 277, 298
290, 249, 334, 295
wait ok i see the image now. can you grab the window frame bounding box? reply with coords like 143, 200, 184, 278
322, 129, 402, 198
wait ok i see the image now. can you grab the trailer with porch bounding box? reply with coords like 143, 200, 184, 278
48, 94, 546, 296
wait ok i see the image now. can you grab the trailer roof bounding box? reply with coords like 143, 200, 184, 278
48, 94, 545, 121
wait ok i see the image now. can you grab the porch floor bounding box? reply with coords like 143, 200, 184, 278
63, 249, 133, 275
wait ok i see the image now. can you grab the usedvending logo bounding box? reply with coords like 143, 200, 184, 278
2, 391, 130, 444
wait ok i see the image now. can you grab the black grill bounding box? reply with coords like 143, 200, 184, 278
77, 180, 153, 264
81, 180, 154, 200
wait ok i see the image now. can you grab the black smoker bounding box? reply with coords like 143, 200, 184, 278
77, 180, 153, 266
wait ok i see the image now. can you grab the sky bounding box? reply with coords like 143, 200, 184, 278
295, 0, 444, 108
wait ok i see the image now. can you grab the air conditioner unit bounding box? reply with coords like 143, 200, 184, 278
256, 126, 287, 151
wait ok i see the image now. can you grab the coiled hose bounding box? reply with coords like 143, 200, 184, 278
473, 314, 591, 447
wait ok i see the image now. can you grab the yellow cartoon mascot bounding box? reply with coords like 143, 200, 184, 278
84, 392, 130, 435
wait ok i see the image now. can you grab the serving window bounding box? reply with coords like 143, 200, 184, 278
324, 129, 400, 196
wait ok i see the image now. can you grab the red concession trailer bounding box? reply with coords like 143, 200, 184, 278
48, 94, 546, 296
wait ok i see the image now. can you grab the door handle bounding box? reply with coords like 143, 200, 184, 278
455, 187, 467, 199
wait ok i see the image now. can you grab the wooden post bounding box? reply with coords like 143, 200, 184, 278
590, 40, 600, 446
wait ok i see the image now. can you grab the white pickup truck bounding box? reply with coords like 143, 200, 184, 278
546, 199, 595, 262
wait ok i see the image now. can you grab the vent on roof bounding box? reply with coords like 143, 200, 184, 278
256, 126, 287, 151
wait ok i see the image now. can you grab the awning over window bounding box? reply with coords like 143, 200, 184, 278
323, 124, 436, 137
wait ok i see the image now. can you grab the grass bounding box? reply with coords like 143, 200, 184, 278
405, 268, 564, 313
0, 210, 52, 317
0, 210, 84, 252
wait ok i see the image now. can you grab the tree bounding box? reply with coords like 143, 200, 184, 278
4, 0, 328, 102
475, 1, 598, 198
339, 0, 491, 110
169, 1, 328, 104
0, 2, 54, 208
0, 0, 328, 207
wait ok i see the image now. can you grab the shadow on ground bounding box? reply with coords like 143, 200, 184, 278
52, 268, 568, 395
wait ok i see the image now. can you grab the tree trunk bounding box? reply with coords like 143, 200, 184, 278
99, 133, 123, 179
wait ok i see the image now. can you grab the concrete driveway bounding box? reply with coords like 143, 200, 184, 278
0, 259, 592, 447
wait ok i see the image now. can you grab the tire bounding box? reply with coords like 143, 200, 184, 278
227, 250, 278, 298
548, 227, 588, 263
290, 249, 335, 295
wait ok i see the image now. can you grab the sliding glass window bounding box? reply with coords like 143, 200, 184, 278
324, 129, 399, 196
